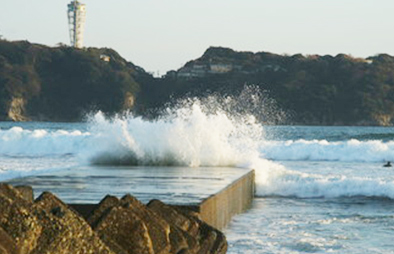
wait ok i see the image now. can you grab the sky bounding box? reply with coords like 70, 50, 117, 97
1, 0, 394, 75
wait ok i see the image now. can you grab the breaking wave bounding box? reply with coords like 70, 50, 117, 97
2, 85, 394, 199
0, 126, 89, 156
261, 139, 394, 162
85, 103, 263, 167
255, 162, 394, 199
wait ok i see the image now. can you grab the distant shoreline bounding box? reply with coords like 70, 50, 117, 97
1, 40, 394, 126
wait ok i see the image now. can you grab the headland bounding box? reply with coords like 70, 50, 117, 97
1, 39, 394, 126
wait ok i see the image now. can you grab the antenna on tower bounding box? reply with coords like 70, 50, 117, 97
67, 1, 86, 48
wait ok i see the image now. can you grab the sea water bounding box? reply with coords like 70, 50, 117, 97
1, 104, 394, 253
226, 126, 394, 254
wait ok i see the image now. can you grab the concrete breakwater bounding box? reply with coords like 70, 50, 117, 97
0, 184, 227, 254
1, 168, 255, 253
69, 168, 255, 231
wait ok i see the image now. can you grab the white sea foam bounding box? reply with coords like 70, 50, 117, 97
0, 126, 90, 156
2, 125, 394, 164
260, 139, 394, 162
83, 101, 264, 167
80, 104, 394, 200
2, 118, 394, 199
2, 87, 394, 199
254, 164, 394, 199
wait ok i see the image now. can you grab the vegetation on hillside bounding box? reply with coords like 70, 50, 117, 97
1, 40, 394, 125
0, 39, 144, 121
138, 47, 394, 125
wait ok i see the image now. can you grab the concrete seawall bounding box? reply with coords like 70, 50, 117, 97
9, 166, 255, 230
70, 169, 255, 230
198, 169, 255, 229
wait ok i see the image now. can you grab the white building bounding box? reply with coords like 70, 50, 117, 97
67, 1, 86, 48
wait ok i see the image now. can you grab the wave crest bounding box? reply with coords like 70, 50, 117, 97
85, 100, 264, 167
261, 139, 394, 162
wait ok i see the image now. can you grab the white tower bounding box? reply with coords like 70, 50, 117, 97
67, 1, 86, 48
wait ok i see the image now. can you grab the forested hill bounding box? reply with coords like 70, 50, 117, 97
0, 40, 151, 121
1, 40, 394, 125
141, 47, 394, 126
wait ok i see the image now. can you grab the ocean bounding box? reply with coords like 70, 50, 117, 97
1, 101, 394, 253
226, 126, 394, 254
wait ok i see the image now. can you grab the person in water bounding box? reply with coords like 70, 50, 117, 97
384, 161, 392, 167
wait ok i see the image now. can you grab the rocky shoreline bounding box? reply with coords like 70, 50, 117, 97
0, 184, 227, 254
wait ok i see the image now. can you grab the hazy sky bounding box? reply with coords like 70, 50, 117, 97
1, 0, 393, 75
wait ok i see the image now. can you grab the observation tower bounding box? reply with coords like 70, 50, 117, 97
67, 1, 86, 48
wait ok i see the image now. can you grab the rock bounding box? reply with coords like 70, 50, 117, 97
0, 184, 114, 254
0, 184, 26, 201
88, 194, 171, 254
173, 206, 227, 254
15, 186, 34, 202
87, 195, 120, 228
148, 200, 199, 235
93, 206, 154, 254
147, 200, 199, 253
197, 224, 227, 254
0, 186, 42, 254
0, 226, 19, 254
32, 192, 114, 254
120, 195, 171, 254
7, 97, 30, 122
167, 225, 191, 254
147, 199, 227, 254
0, 184, 228, 254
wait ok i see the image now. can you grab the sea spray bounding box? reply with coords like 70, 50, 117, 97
85, 102, 265, 167
77, 87, 394, 200
83, 85, 288, 167
3, 86, 394, 200
81, 87, 295, 199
